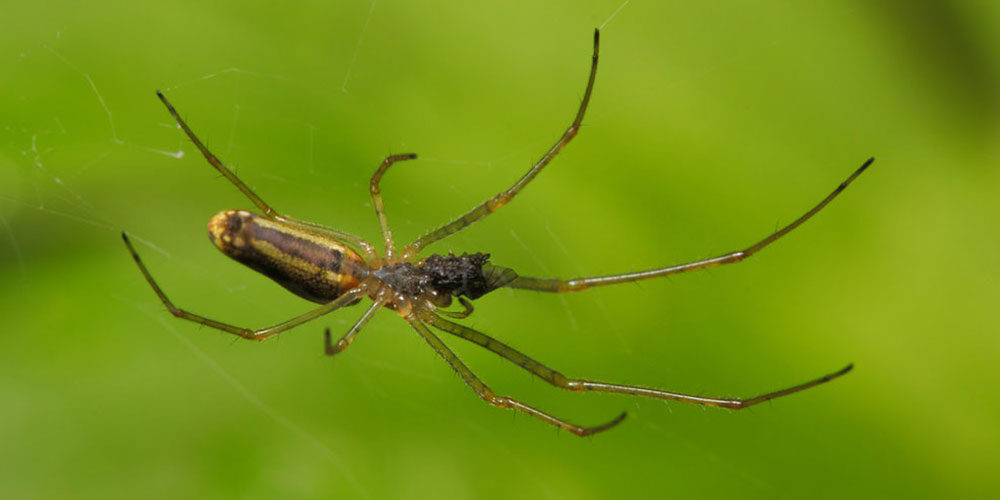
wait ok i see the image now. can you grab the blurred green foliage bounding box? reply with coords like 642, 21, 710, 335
2, 1, 998, 498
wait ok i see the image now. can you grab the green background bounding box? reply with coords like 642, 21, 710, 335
2, 1, 998, 498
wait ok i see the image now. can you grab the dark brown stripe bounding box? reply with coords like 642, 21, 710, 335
210, 211, 367, 303
248, 221, 344, 272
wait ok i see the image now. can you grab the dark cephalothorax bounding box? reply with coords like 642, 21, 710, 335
423, 253, 519, 299
374, 252, 518, 301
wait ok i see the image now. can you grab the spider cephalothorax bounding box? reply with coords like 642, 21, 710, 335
373, 253, 494, 300
124, 29, 871, 436
371, 253, 517, 316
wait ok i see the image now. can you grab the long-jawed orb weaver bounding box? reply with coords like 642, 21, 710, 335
123, 29, 873, 436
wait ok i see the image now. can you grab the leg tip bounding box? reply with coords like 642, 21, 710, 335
120, 231, 136, 252
579, 411, 627, 436
155, 90, 173, 109
611, 410, 627, 425
323, 327, 338, 355
823, 363, 854, 382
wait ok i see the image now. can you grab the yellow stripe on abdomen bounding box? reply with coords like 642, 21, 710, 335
208, 210, 368, 303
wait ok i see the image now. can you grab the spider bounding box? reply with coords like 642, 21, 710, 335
123, 29, 873, 436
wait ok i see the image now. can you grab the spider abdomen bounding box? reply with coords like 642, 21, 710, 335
207, 210, 368, 304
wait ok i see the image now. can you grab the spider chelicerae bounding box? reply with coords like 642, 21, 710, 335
123, 29, 872, 436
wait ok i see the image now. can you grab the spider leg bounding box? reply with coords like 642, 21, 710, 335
156, 91, 277, 217
509, 157, 874, 292
407, 315, 625, 437
123, 232, 365, 340
324, 299, 385, 355
370, 153, 418, 261
400, 29, 601, 260
437, 297, 475, 319
423, 313, 852, 410
155, 90, 379, 261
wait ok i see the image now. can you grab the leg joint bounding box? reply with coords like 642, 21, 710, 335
486, 394, 512, 408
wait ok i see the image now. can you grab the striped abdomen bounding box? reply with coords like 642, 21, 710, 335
207, 210, 369, 303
